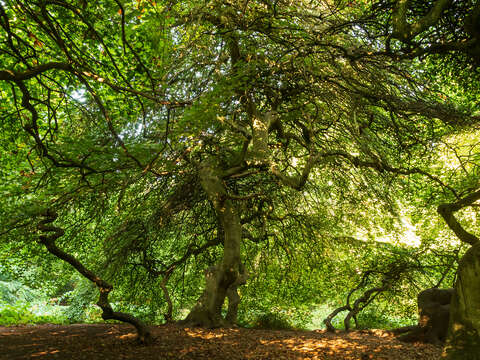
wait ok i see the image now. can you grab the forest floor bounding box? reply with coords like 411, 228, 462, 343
0, 323, 442, 360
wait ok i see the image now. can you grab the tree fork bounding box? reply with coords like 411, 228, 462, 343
37, 209, 153, 344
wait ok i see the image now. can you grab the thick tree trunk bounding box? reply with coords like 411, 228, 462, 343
443, 242, 480, 359
437, 193, 480, 358
396, 288, 452, 345
225, 264, 248, 324
181, 160, 244, 327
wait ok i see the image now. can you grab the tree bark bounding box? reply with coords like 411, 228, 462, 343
443, 242, 480, 359
225, 264, 248, 324
437, 191, 480, 359
396, 288, 452, 345
181, 160, 244, 327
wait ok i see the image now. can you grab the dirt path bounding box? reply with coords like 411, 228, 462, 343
0, 324, 441, 359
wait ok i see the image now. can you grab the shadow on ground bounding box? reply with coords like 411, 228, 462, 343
0, 323, 441, 360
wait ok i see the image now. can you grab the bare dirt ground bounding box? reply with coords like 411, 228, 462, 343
0, 324, 442, 359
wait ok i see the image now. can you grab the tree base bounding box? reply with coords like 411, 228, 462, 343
178, 308, 233, 328
394, 288, 452, 345
443, 242, 480, 359
443, 327, 480, 360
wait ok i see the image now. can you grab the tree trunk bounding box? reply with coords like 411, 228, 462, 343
396, 288, 452, 345
225, 264, 248, 324
443, 242, 480, 359
181, 160, 243, 327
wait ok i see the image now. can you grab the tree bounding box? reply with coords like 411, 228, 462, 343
362, 1, 480, 358
0, 0, 478, 352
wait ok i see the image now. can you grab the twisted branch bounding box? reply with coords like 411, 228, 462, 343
37, 209, 153, 344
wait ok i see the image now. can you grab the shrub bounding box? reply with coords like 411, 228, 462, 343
356, 307, 415, 329
0, 302, 67, 325
0, 280, 39, 305
251, 311, 297, 330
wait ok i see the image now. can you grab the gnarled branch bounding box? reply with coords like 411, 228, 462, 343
37, 209, 153, 344
438, 189, 480, 246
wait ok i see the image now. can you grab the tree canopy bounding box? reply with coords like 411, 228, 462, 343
1, 1, 480, 358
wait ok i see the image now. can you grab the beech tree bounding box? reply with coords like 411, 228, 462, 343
1, 1, 479, 357
362, 1, 480, 358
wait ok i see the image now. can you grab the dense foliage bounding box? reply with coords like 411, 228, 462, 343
1, 0, 479, 357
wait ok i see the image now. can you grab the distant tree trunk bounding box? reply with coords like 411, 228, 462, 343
395, 288, 452, 345
181, 160, 244, 327
443, 242, 480, 359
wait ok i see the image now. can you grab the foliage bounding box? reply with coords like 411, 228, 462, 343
249, 311, 299, 331
0, 280, 40, 305
0, 2, 479, 350
60, 279, 99, 323
0, 302, 67, 326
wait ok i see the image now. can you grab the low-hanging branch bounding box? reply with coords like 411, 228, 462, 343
37, 209, 153, 344
324, 270, 375, 332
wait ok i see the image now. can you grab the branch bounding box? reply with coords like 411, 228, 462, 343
270, 149, 457, 196
14, 80, 98, 173
270, 153, 319, 190
392, 0, 453, 41
0, 62, 71, 81
79, 70, 191, 107
323, 270, 373, 332
325, 150, 458, 197
437, 189, 480, 246
37, 209, 152, 343
344, 283, 390, 331
324, 305, 350, 332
